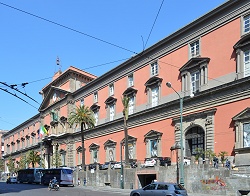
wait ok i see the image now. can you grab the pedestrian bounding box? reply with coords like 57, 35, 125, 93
225, 159, 231, 170
213, 156, 218, 169
83, 177, 86, 186
77, 178, 80, 186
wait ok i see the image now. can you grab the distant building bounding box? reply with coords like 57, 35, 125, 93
0, 130, 8, 159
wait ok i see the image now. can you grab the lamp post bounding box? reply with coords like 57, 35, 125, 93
166, 82, 184, 187
120, 141, 124, 189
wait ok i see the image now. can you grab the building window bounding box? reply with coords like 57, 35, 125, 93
151, 61, 158, 76
191, 71, 200, 94
94, 111, 98, 126
80, 98, 84, 107
144, 130, 162, 158
243, 123, 250, 147
109, 84, 114, 96
234, 34, 250, 79
189, 40, 200, 58
243, 15, 250, 35
109, 104, 115, 121
94, 92, 98, 103
151, 86, 159, 107
128, 74, 134, 87
92, 149, 98, 163
76, 146, 82, 165
105, 96, 117, 122
180, 58, 209, 95
128, 96, 135, 115
244, 50, 250, 77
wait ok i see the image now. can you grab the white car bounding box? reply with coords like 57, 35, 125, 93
6, 176, 17, 184
143, 158, 157, 167
112, 162, 122, 169
183, 157, 191, 165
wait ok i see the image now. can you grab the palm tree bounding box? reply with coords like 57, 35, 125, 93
68, 105, 95, 168
122, 96, 129, 165
27, 150, 41, 168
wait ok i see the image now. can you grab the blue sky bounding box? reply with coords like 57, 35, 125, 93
0, 0, 226, 131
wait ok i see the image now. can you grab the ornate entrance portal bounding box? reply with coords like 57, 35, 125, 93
185, 126, 205, 157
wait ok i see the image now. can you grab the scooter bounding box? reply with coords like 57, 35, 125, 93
48, 181, 60, 191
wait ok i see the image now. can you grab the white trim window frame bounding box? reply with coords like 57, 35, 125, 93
109, 84, 114, 96
243, 14, 250, 35
94, 111, 99, 126
80, 98, 84, 107
151, 61, 158, 76
94, 92, 98, 103
128, 74, 134, 87
190, 70, 200, 94
151, 86, 159, 107
128, 96, 135, 115
189, 40, 200, 58
109, 104, 115, 121
244, 50, 250, 77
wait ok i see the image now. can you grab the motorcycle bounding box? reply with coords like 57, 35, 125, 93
48, 181, 60, 191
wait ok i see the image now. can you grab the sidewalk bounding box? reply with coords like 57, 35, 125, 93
79, 185, 230, 196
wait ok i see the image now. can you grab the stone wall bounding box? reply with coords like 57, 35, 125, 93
74, 164, 250, 195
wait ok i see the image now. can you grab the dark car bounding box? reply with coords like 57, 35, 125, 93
99, 162, 110, 170
129, 159, 138, 168
89, 162, 101, 170
158, 157, 171, 166
130, 182, 188, 196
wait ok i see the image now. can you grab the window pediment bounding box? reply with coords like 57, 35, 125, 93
60, 116, 68, 123
122, 87, 138, 96
31, 132, 36, 137
59, 149, 66, 154
16, 139, 20, 143
233, 107, 250, 121
121, 135, 137, 144
25, 135, 30, 139
90, 104, 100, 111
76, 146, 82, 152
89, 143, 100, 150
104, 139, 117, 149
179, 57, 210, 72
21, 137, 25, 141
144, 130, 163, 141
11, 141, 15, 145
234, 34, 250, 49
144, 76, 162, 87
104, 96, 117, 105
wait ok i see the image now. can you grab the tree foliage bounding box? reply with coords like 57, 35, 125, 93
68, 105, 95, 167
27, 150, 41, 168
18, 153, 28, 169
6, 156, 16, 173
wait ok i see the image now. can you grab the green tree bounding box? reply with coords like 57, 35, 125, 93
68, 105, 95, 168
6, 156, 16, 173
18, 153, 28, 169
122, 96, 129, 165
0, 159, 5, 172
218, 151, 228, 165
27, 150, 41, 168
194, 148, 204, 161
52, 145, 62, 168
204, 149, 216, 164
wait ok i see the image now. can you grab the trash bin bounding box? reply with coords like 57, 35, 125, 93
130, 183, 133, 189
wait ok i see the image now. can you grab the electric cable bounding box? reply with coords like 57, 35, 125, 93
0, 2, 138, 55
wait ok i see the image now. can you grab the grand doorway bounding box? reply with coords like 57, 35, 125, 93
185, 126, 205, 157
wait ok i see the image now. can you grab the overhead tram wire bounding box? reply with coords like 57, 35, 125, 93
144, 0, 165, 50
0, 88, 38, 109
0, 2, 226, 87
0, 2, 138, 56
0, 82, 39, 104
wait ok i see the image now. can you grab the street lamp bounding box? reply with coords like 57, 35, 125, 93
166, 82, 184, 187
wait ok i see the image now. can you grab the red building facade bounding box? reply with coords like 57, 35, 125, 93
3, 0, 250, 172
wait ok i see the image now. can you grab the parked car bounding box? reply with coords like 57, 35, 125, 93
112, 162, 122, 169
130, 182, 188, 196
99, 162, 110, 170
158, 157, 171, 166
143, 158, 157, 167
89, 162, 101, 170
6, 176, 18, 184
184, 157, 191, 165
129, 159, 138, 168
